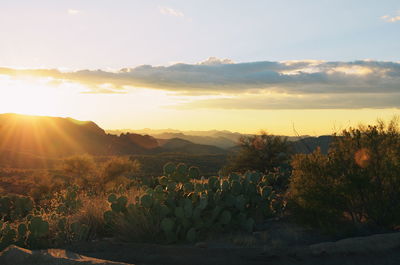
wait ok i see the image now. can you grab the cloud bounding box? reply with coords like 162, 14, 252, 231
67, 9, 81, 15
80, 84, 128, 94
198, 57, 235, 65
159, 6, 184, 17
173, 93, 400, 110
2, 58, 397, 94
381, 12, 400, 22
1, 58, 400, 109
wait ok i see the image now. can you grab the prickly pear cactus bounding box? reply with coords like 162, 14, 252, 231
70, 222, 90, 241
186, 228, 196, 242
108, 194, 128, 213
163, 162, 176, 176
0, 196, 12, 219
104, 163, 278, 243
0, 223, 17, 250
188, 166, 200, 179
162, 162, 201, 183
27, 216, 49, 248
16, 223, 27, 246
0, 195, 34, 221
140, 194, 153, 209
14, 197, 33, 218
56, 185, 82, 214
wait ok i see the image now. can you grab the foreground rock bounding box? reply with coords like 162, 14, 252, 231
0, 245, 133, 265
306, 232, 400, 256
262, 231, 400, 259
2, 232, 400, 265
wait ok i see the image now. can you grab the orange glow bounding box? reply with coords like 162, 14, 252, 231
0, 114, 84, 160
355, 148, 371, 168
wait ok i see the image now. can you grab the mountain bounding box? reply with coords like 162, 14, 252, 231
0, 113, 149, 158
119, 133, 159, 149
0, 114, 228, 168
107, 129, 313, 149
154, 133, 238, 149
1, 113, 109, 156
156, 138, 227, 155
292, 136, 333, 154
107, 129, 244, 148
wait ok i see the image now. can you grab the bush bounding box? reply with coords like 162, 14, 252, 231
288, 118, 400, 234
61, 155, 140, 192
101, 157, 140, 189
62, 155, 97, 186
224, 131, 291, 174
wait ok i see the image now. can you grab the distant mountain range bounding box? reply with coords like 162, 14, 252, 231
0, 113, 332, 168
107, 129, 312, 149
107, 129, 245, 149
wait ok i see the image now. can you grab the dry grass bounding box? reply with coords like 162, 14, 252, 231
68, 186, 152, 242
109, 186, 161, 242
229, 233, 258, 247
124, 186, 145, 204
70, 194, 109, 239
112, 206, 161, 242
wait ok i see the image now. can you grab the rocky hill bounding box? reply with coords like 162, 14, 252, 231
0, 114, 227, 168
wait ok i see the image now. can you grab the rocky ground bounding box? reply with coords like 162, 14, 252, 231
2, 220, 400, 265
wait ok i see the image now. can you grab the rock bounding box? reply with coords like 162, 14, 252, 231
0, 245, 133, 265
291, 232, 400, 257
195, 242, 208, 248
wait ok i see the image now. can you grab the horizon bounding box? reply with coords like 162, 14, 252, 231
1, 1, 400, 135
1, 112, 397, 137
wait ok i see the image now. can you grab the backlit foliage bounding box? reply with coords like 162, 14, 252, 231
288, 118, 400, 233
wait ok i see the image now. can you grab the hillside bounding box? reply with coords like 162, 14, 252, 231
0, 113, 109, 157
0, 114, 228, 168
0, 113, 147, 158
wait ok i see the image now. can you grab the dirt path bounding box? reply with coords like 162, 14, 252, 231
66, 234, 400, 265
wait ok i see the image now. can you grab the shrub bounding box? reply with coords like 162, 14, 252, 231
288, 118, 400, 234
61, 155, 141, 192
224, 131, 291, 174
100, 157, 141, 189
62, 155, 97, 186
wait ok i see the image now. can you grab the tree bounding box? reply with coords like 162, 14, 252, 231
224, 131, 292, 174
288, 118, 400, 233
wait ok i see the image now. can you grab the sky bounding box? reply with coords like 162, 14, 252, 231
0, 0, 400, 135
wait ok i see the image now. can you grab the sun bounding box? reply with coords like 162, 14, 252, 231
0, 75, 79, 117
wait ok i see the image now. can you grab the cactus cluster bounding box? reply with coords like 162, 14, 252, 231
0, 215, 49, 250
50, 215, 91, 245
163, 162, 200, 183
0, 195, 33, 221
56, 185, 82, 214
70, 222, 90, 241
103, 194, 130, 228
104, 163, 278, 243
